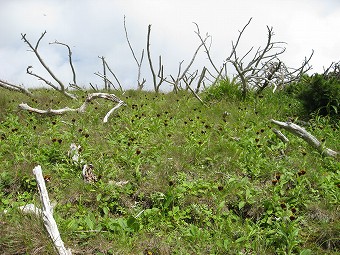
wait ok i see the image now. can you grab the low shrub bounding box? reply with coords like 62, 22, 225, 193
298, 74, 340, 117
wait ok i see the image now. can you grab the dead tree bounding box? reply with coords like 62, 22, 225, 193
21, 31, 77, 99
194, 18, 313, 98
224, 18, 313, 98
0, 79, 33, 96
95, 56, 123, 91
146, 24, 167, 92
124, 16, 146, 90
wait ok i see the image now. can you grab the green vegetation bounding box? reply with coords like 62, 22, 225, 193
0, 83, 339, 254
284, 74, 340, 118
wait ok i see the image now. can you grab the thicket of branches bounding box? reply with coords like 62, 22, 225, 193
1, 17, 315, 100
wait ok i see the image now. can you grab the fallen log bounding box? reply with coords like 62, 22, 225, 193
33, 165, 72, 255
19, 92, 126, 122
271, 119, 338, 158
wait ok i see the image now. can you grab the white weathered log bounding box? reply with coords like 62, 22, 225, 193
19, 92, 126, 122
19, 103, 77, 115
271, 119, 338, 158
33, 165, 72, 255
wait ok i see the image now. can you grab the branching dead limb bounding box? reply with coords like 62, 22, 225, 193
124, 16, 145, 90
224, 19, 288, 98
193, 22, 221, 79
49, 40, 79, 90
191, 18, 313, 97
0, 79, 33, 96
21, 31, 77, 99
271, 119, 338, 158
19, 92, 126, 122
166, 35, 207, 96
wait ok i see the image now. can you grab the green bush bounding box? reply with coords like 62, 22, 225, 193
297, 74, 340, 117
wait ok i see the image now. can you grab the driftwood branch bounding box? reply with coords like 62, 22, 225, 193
19, 93, 126, 122
33, 165, 72, 255
271, 119, 338, 158
0, 79, 33, 96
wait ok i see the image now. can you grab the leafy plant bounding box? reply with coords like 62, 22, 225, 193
298, 74, 340, 117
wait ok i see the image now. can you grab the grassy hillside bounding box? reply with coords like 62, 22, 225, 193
0, 86, 339, 254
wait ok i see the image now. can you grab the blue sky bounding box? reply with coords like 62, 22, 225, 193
0, 0, 339, 91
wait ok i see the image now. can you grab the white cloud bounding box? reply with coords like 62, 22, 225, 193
0, 0, 339, 91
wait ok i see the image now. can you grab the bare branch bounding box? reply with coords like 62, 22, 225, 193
26, 66, 59, 90
49, 40, 77, 86
104, 60, 123, 91
195, 67, 207, 93
193, 22, 220, 76
124, 16, 145, 90
95, 57, 123, 91
147, 24, 158, 92
98, 56, 108, 90
94, 72, 115, 90
222, 18, 311, 97
146, 25, 167, 92
21, 32, 76, 99
0, 79, 33, 96
227, 17, 253, 60
323, 60, 340, 79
